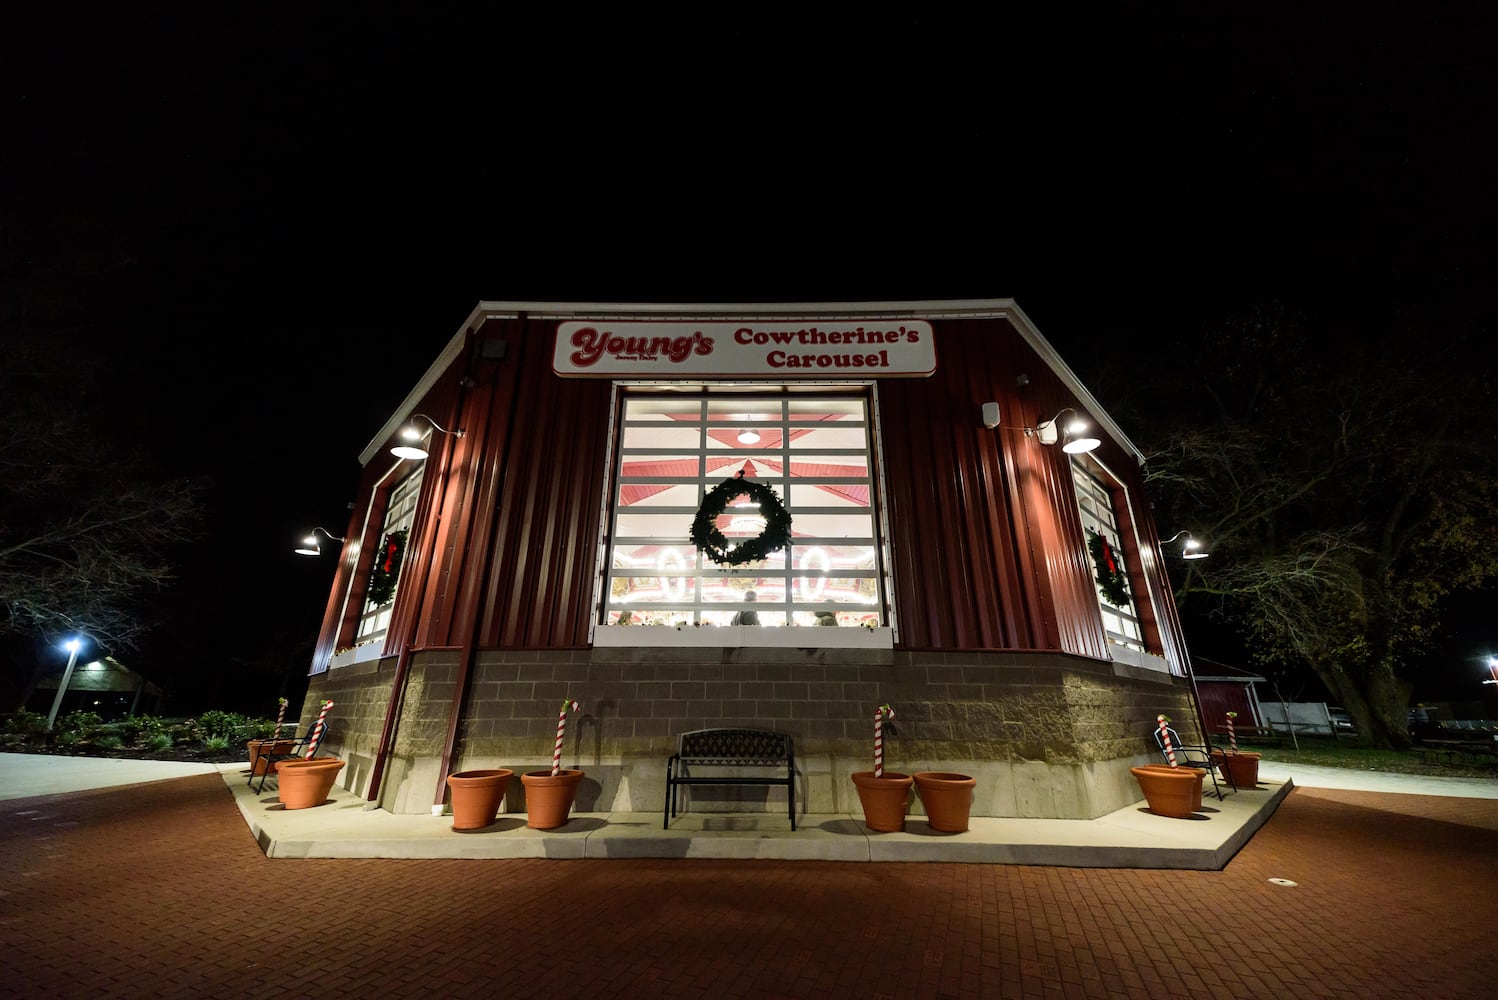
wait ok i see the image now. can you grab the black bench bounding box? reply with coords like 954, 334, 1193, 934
665, 728, 796, 829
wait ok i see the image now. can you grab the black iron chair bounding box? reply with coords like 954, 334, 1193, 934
1153, 725, 1235, 799
250, 727, 328, 793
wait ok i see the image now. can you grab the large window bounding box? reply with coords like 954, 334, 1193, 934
603, 393, 887, 629
354, 466, 424, 647
1070, 454, 1145, 652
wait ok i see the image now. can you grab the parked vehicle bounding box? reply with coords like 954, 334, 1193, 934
1328, 707, 1355, 733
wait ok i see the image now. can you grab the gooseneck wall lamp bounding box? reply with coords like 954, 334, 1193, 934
1161, 530, 1210, 560
295, 527, 347, 557
1033, 408, 1101, 454
390, 413, 464, 461
984, 403, 1102, 454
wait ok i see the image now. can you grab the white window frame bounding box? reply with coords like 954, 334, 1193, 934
592, 386, 895, 648
1070, 454, 1146, 654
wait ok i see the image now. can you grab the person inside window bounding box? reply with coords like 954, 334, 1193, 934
814, 610, 838, 626
731, 590, 760, 626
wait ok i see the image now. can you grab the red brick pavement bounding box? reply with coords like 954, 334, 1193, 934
2, 775, 1495, 999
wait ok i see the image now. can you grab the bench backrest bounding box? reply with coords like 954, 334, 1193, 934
675, 728, 792, 764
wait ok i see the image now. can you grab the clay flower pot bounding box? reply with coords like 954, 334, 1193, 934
520, 769, 585, 829
1130, 765, 1199, 818
446, 769, 515, 830
851, 771, 914, 832
1134, 764, 1206, 812
246, 738, 295, 777
1211, 749, 1262, 789
276, 757, 346, 810
913, 771, 977, 833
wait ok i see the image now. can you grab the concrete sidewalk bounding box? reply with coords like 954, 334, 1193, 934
221, 759, 1294, 869
8, 751, 1495, 871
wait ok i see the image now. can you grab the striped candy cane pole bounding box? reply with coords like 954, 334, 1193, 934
874, 703, 894, 778
304, 700, 334, 759
1226, 712, 1238, 754
552, 700, 580, 776
1157, 714, 1177, 767
273, 697, 288, 740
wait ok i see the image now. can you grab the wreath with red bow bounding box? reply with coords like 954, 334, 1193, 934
690, 472, 793, 567
367, 529, 408, 606
1086, 528, 1131, 607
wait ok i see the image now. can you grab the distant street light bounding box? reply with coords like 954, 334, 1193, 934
1483, 656, 1498, 686
46, 637, 84, 730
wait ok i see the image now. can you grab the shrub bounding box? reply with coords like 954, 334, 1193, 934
118, 714, 167, 746
171, 720, 204, 744
94, 734, 124, 750
196, 710, 247, 741
146, 732, 174, 751
4, 710, 49, 741
246, 718, 283, 740
203, 736, 230, 752
57, 710, 104, 740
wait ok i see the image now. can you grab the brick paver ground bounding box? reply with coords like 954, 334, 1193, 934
2, 775, 1494, 999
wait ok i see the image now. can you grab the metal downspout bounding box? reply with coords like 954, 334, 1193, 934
431, 316, 524, 808
365, 374, 469, 806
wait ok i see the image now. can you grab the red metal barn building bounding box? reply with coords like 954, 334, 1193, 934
298, 300, 1205, 821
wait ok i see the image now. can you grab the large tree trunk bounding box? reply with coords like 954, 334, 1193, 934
1311, 655, 1412, 750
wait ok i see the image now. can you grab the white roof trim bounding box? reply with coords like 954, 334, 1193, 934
359, 299, 1143, 465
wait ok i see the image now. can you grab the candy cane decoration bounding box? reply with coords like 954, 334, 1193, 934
874, 703, 895, 778
552, 700, 580, 776
1225, 711, 1238, 754
273, 697, 288, 740
1157, 714, 1177, 767
304, 700, 334, 759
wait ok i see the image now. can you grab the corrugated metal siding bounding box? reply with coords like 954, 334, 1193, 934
880, 318, 1122, 656
475, 319, 610, 648
312, 311, 1188, 669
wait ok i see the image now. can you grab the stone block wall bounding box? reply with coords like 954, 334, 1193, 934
314, 644, 1203, 821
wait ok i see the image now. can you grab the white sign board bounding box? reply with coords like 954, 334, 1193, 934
553, 320, 937, 378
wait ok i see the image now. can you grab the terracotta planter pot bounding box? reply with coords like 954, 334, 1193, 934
851, 771, 913, 832
913, 771, 977, 833
1211, 749, 1261, 789
446, 769, 515, 830
1134, 764, 1206, 811
246, 738, 295, 777
520, 769, 585, 829
1130, 765, 1198, 818
276, 757, 346, 810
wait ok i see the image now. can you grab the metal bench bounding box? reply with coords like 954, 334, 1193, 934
665, 728, 796, 829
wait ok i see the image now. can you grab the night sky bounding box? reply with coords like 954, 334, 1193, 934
7, 9, 1495, 711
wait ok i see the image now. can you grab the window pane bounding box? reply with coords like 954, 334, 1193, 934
602, 391, 888, 630
1071, 455, 1144, 653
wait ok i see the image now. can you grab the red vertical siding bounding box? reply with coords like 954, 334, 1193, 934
313, 310, 1189, 670
880, 318, 1127, 657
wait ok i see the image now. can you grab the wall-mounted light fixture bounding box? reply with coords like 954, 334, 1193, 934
390, 413, 464, 461
295, 527, 347, 557
981, 402, 1001, 429
1161, 530, 1210, 560
1031, 408, 1100, 454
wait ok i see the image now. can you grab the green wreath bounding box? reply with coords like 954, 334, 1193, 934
1086, 528, 1131, 607
367, 529, 408, 606
690, 472, 793, 566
